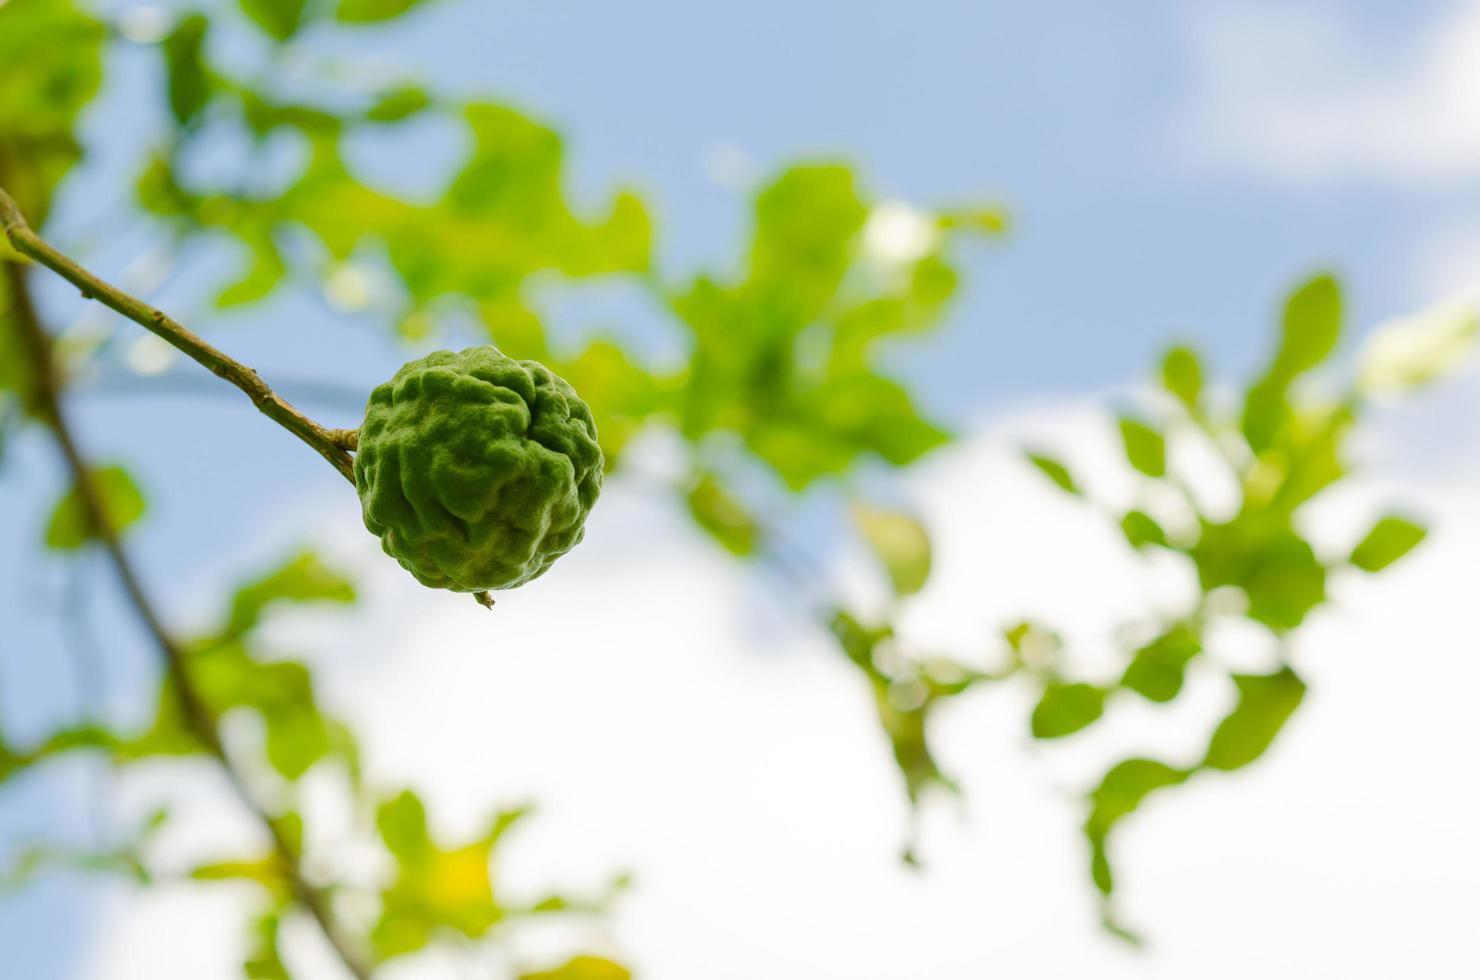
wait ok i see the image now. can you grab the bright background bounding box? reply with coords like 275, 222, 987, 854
2, 0, 1478, 976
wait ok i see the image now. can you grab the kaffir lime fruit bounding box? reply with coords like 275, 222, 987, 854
354, 347, 603, 592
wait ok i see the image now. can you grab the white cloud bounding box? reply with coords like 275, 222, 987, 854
1177, 2, 1480, 183
81, 401, 1480, 979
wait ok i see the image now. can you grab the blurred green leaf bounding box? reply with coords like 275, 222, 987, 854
1240, 374, 1288, 455
520, 956, 631, 980
276, 102, 650, 319
830, 611, 958, 805
191, 857, 290, 900
1025, 451, 1081, 495
1160, 345, 1202, 411
1119, 509, 1167, 550
366, 84, 432, 123
1192, 519, 1325, 633
851, 503, 931, 596
1349, 515, 1427, 572
215, 225, 286, 308
1243, 275, 1343, 453
244, 909, 291, 980
338, 0, 434, 23
1274, 274, 1342, 379
225, 551, 356, 636
44, 464, 146, 550
1031, 683, 1105, 739
0, 0, 105, 236
263, 706, 331, 780
1119, 625, 1200, 703
161, 13, 211, 126
937, 206, 1009, 236
239, 0, 311, 41
1084, 758, 1188, 896
686, 475, 759, 557
1118, 417, 1166, 478
377, 790, 431, 864
372, 796, 528, 960
750, 164, 867, 327
1202, 668, 1306, 772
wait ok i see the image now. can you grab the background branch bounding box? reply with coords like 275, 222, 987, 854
4, 258, 375, 979
0, 187, 356, 484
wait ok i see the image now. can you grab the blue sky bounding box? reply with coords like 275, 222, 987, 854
4, 1, 1479, 976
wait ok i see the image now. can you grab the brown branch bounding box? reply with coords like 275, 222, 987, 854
0, 186, 356, 484
5, 259, 375, 979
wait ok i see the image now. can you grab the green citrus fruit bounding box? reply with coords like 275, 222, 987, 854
354, 346, 603, 592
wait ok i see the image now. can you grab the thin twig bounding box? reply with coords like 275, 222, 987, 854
0, 187, 356, 484
5, 260, 375, 979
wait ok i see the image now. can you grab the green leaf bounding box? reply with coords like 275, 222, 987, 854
1119, 509, 1167, 550
0, 0, 106, 234
371, 800, 522, 960
749, 164, 868, 327
1118, 417, 1166, 478
44, 464, 146, 550
1349, 515, 1427, 572
262, 707, 331, 781
225, 551, 356, 636
937, 206, 1009, 236
1192, 520, 1326, 633
161, 13, 211, 126
1242, 275, 1343, 453
851, 502, 931, 596
377, 791, 431, 864
1025, 451, 1081, 495
239, 0, 311, 41
520, 956, 632, 980
1119, 625, 1200, 703
1084, 758, 1189, 896
337, 0, 434, 23
1240, 374, 1289, 455
366, 84, 432, 123
1202, 668, 1306, 772
191, 857, 290, 900
829, 610, 891, 674
244, 909, 291, 980
1160, 345, 1203, 410
215, 226, 286, 308
1030, 683, 1105, 739
1275, 274, 1342, 379
686, 476, 759, 557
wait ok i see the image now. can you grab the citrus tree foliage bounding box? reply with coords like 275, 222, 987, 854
0, 0, 1467, 973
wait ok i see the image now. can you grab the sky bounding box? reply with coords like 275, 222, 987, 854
2, 0, 1479, 977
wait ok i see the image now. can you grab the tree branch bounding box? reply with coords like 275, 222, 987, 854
0, 186, 356, 484
5, 259, 375, 979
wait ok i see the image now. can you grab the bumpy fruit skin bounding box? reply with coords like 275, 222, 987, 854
354, 347, 603, 592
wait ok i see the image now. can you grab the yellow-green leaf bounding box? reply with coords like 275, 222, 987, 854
687, 476, 759, 557
851, 502, 931, 596
1202, 668, 1306, 772
1160, 345, 1202, 410
44, 464, 146, 550
1084, 758, 1189, 896
1031, 683, 1105, 739
1118, 417, 1166, 478
1350, 515, 1427, 572
520, 956, 631, 980
1025, 451, 1081, 495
